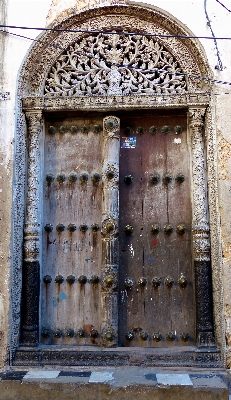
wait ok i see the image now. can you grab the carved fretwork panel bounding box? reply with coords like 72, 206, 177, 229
45, 33, 187, 97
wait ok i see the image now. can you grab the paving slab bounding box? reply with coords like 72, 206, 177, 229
0, 367, 227, 400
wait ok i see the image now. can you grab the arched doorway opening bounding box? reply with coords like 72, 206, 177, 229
12, 4, 224, 367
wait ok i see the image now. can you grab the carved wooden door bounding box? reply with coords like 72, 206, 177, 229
118, 110, 195, 347
41, 110, 195, 348
42, 113, 104, 345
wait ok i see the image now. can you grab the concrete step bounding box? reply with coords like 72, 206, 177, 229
0, 367, 228, 400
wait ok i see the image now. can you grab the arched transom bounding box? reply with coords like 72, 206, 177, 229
45, 33, 187, 96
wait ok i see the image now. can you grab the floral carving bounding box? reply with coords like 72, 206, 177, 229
45, 33, 187, 97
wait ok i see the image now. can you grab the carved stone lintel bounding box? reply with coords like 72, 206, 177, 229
22, 93, 210, 112
21, 261, 39, 346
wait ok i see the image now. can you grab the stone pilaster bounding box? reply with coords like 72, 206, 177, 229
189, 108, 215, 348
100, 116, 120, 347
21, 111, 42, 346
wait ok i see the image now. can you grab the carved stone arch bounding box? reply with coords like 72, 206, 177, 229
12, 3, 224, 367
18, 5, 211, 97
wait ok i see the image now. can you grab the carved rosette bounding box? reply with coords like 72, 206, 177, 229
101, 116, 120, 347
102, 163, 119, 190
21, 111, 43, 346
101, 217, 118, 237
189, 108, 215, 348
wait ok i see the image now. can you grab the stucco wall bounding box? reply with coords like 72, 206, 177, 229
0, 0, 11, 367
1, 0, 231, 367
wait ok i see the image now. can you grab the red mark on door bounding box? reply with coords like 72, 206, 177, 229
150, 239, 158, 247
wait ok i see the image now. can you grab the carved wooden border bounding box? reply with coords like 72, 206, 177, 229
12, 4, 224, 366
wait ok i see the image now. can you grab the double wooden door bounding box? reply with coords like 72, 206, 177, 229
41, 110, 195, 348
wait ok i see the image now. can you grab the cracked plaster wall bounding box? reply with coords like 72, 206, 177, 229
1, 0, 231, 367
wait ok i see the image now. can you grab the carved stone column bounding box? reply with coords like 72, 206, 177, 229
189, 108, 215, 348
21, 111, 42, 346
101, 116, 120, 347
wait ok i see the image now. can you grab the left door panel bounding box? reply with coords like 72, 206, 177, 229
41, 114, 103, 346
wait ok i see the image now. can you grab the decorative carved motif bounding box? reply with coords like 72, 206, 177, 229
21, 111, 42, 346
101, 116, 120, 347
45, 33, 187, 97
189, 108, 215, 349
25, 111, 43, 224
21, 261, 39, 346
101, 326, 118, 348
189, 108, 207, 223
23, 110, 42, 262
23, 224, 40, 262
22, 93, 210, 112
101, 270, 118, 291
195, 261, 214, 333
101, 218, 118, 237
193, 221, 210, 262
189, 108, 211, 262
13, 348, 222, 367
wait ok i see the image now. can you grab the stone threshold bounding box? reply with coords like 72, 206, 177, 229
13, 345, 222, 368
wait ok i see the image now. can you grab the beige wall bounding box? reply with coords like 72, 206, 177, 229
1, 0, 231, 367
0, 0, 11, 367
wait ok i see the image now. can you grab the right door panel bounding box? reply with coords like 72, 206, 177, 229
119, 110, 195, 347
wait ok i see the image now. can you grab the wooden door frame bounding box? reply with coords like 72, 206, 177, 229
11, 4, 224, 367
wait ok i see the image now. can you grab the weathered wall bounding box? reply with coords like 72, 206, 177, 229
0, 0, 11, 367
1, 0, 231, 367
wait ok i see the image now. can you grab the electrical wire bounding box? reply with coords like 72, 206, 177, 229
0, 23, 231, 40
204, 0, 223, 70
216, 0, 231, 12
2, 29, 231, 90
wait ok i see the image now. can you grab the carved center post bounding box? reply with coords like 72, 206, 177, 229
21, 111, 43, 346
101, 116, 120, 347
189, 108, 215, 348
